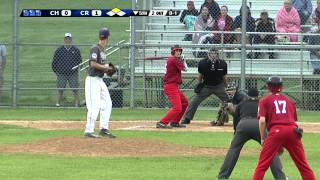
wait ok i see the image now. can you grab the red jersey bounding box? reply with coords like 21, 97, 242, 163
258, 93, 298, 130
163, 56, 185, 85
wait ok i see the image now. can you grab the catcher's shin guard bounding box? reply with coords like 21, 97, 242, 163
210, 102, 229, 126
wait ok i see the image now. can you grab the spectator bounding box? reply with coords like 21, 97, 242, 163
292, 0, 313, 25
192, 6, 214, 45
275, 0, 301, 42
180, 1, 199, 23
232, 5, 256, 44
311, 0, 320, 25
200, 0, 220, 20
181, 48, 229, 125
212, 5, 234, 44
52, 33, 82, 107
0, 43, 6, 102
180, 1, 199, 41
308, 23, 320, 74
254, 10, 276, 59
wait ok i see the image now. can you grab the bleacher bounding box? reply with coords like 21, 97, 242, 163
136, 0, 317, 76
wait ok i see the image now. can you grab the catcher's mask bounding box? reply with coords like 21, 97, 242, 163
171, 44, 183, 55
226, 82, 237, 99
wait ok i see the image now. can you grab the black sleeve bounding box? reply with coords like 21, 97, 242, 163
233, 102, 241, 132
180, 10, 187, 23
89, 47, 99, 62
198, 60, 205, 74
75, 47, 82, 64
222, 60, 228, 75
52, 48, 60, 74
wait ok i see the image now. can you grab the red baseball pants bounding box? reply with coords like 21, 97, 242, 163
160, 83, 188, 124
253, 125, 315, 180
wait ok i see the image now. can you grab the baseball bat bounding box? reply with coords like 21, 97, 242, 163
144, 56, 168, 60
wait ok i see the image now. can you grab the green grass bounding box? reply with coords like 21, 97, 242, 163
0, 108, 320, 122
0, 0, 131, 106
0, 125, 319, 179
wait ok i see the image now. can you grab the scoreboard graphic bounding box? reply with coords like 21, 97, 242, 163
20, 8, 180, 17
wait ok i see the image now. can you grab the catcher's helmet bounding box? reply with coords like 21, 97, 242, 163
267, 76, 283, 93
171, 44, 183, 55
99, 27, 110, 40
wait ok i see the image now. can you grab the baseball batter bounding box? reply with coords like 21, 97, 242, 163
84, 27, 116, 138
253, 76, 315, 180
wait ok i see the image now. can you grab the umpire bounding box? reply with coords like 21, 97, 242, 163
182, 48, 228, 125
52, 33, 82, 107
217, 88, 287, 180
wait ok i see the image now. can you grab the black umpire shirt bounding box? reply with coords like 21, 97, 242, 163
88, 44, 107, 77
233, 99, 258, 131
198, 58, 227, 86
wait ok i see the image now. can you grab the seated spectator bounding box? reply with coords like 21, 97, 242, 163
200, 0, 220, 20
212, 5, 233, 44
275, 0, 301, 42
192, 6, 214, 44
311, 0, 320, 27
232, 5, 256, 44
292, 0, 312, 25
308, 23, 320, 74
180, 1, 199, 41
253, 10, 276, 59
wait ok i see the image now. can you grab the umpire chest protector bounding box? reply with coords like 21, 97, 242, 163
198, 58, 227, 86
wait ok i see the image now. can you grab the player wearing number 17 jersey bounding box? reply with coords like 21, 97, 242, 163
253, 76, 315, 180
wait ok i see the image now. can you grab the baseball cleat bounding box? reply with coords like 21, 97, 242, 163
181, 118, 191, 124
170, 122, 186, 128
99, 129, 116, 138
156, 122, 172, 129
210, 120, 224, 126
84, 133, 102, 138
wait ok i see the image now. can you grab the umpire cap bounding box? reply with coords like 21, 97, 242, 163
99, 27, 110, 40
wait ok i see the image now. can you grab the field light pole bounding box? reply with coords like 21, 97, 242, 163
240, 0, 247, 90
12, 0, 19, 107
130, 0, 136, 108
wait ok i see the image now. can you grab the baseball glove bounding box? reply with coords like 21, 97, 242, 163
106, 63, 117, 77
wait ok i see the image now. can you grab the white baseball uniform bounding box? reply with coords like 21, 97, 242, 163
84, 44, 112, 133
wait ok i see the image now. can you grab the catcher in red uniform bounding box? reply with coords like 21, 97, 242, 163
253, 76, 315, 180
156, 45, 188, 128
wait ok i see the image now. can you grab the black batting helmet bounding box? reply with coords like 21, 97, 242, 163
99, 27, 110, 40
267, 76, 283, 93
171, 44, 183, 55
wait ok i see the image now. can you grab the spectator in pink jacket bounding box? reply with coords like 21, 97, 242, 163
275, 0, 301, 42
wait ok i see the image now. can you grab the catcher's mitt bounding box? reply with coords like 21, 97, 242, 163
106, 63, 117, 77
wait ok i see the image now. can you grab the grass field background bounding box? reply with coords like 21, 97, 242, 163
0, 108, 319, 179
0, 0, 131, 106
0, 0, 319, 178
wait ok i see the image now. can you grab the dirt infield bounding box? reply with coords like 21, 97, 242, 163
0, 120, 319, 157
0, 120, 320, 133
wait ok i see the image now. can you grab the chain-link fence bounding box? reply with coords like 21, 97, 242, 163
1, 0, 320, 111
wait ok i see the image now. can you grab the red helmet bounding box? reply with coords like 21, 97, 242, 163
171, 44, 183, 55
267, 76, 283, 93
